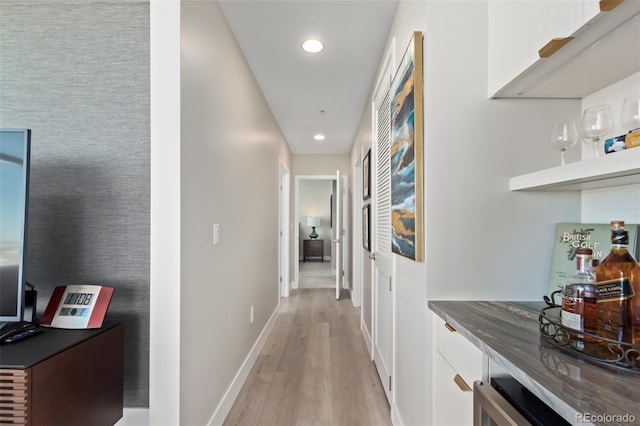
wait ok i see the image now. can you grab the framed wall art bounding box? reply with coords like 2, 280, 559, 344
363, 148, 371, 200
390, 31, 423, 262
362, 204, 370, 252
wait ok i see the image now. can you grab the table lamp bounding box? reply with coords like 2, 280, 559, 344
307, 217, 320, 239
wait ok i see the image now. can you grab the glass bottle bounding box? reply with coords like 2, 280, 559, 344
561, 248, 596, 350
595, 221, 640, 346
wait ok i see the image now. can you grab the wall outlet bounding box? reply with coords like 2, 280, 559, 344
250, 305, 254, 325
213, 223, 220, 245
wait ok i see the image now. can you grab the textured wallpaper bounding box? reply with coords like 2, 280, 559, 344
0, 1, 150, 406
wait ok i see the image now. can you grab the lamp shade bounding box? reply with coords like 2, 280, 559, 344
306, 217, 321, 227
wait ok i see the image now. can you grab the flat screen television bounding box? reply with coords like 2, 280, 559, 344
0, 129, 31, 323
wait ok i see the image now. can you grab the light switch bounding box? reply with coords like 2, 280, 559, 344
213, 223, 220, 245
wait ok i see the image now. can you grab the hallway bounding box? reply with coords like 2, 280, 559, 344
224, 289, 391, 426
298, 262, 334, 289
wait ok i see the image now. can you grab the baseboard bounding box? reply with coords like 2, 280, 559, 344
115, 408, 149, 426
391, 403, 404, 426
360, 317, 372, 358
208, 303, 280, 425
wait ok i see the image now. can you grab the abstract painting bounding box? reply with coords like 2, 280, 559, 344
390, 31, 423, 261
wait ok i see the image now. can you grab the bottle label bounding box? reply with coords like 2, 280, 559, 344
561, 310, 582, 331
596, 278, 634, 302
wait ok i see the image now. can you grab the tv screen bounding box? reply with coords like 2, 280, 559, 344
0, 129, 31, 323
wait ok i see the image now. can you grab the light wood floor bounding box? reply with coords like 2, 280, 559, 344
299, 262, 334, 289
224, 288, 391, 426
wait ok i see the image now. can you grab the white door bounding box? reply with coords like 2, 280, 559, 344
372, 87, 393, 402
279, 161, 290, 297
335, 171, 342, 299
340, 174, 350, 296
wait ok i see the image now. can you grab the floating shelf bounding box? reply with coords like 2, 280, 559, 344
509, 148, 640, 191
493, 0, 640, 99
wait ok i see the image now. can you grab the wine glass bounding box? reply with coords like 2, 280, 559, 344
549, 119, 577, 166
581, 105, 613, 157
621, 95, 640, 132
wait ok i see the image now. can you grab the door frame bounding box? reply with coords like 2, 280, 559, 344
279, 160, 290, 297
294, 174, 336, 289
352, 160, 363, 308
333, 171, 350, 299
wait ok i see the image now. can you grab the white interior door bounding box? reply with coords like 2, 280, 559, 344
340, 174, 349, 295
335, 170, 342, 299
279, 161, 290, 297
373, 87, 393, 402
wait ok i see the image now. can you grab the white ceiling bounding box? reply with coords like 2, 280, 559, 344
218, 0, 398, 154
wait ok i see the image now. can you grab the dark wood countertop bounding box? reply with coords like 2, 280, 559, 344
0, 320, 122, 369
428, 301, 640, 426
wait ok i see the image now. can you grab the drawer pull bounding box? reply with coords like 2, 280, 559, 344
454, 374, 472, 392
538, 37, 574, 58
444, 322, 457, 333
600, 0, 623, 11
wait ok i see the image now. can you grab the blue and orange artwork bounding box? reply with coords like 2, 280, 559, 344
390, 33, 421, 260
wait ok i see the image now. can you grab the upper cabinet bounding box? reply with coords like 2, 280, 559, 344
488, 0, 640, 99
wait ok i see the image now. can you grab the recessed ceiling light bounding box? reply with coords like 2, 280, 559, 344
302, 38, 324, 54
313, 134, 326, 141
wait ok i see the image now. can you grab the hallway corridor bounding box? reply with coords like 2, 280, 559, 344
224, 289, 391, 426
298, 262, 334, 289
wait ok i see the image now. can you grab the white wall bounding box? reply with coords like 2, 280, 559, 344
292, 154, 350, 176
179, 1, 292, 425
581, 72, 640, 224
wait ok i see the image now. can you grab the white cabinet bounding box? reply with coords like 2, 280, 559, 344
488, 0, 588, 97
432, 315, 484, 426
488, 0, 640, 99
433, 351, 475, 426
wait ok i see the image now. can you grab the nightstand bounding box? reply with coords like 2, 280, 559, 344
303, 239, 324, 262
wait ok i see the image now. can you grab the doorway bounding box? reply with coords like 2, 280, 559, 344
294, 174, 349, 297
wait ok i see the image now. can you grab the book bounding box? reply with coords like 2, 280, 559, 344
547, 223, 639, 300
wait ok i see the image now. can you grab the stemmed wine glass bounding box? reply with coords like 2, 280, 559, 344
549, 119, 577, 166
581, 105, 613, 158
621, 95, 640, 132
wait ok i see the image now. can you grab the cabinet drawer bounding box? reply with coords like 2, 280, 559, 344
303, 239, 324, 260
433, 350, 474, 426
433, 315, 483, 385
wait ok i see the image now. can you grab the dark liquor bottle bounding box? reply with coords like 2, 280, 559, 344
595, 221, 640, 346
562, 248, 596, 349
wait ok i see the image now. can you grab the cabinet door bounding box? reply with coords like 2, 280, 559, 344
433, 350, 475, 426
432, 315, 484, 425
433, 317, 483, 384
488, 0, 591, 97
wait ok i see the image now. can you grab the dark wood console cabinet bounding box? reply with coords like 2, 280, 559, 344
0, 321, 124, 425
303, 239, 324, 262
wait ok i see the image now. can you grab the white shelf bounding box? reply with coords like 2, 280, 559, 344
493, 0, 640, 99
509, 148, 640, 191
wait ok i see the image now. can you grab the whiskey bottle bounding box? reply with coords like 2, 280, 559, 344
561, 248, 596, 349
595, 221, 640, 345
